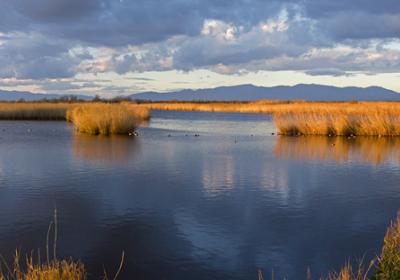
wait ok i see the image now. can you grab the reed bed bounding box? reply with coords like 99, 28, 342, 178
270, 102, 400, 136
274, 109, 400, 136
67, 103, 149, 135
2, 101, 400, 136
136, 100, 296, 114
0, 103, 73, 120
138, 101, 400, 136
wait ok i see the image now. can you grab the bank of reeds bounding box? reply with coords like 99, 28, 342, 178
67, 104, 149, 135
138, 101, 400, 136
274, 109, 400, 136
135, 100, 295, 114
0, 103, 73, 120
2, 101, 400, 136
271, 102, 400, 136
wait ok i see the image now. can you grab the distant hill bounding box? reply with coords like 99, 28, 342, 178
1, 84, 399, 102
130, 84, 400, 101
0, 90, 91, 101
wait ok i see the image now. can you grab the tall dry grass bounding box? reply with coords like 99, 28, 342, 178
255, 214, 400, 280
321, 214, 400, 280
135, 100, 296, 114
272, 103, 400, 136
373, 213, 400, 280
0, 253, 86, 280
2, 101, 400, 136
0, 103, 73, 120
67, 103, 149, 135
137, 101, 400, 136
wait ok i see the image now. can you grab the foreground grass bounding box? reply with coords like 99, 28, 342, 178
321, 214, 400, 280
67, 103, 149, 135
259, 215, 400, 279
0, 255, 86, 280
0, 213, 399, 279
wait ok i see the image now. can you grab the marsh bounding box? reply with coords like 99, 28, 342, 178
0, 110, 398, 279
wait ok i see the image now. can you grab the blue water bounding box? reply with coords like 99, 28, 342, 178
0, 110, 398, 279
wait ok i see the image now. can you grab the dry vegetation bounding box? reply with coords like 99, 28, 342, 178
321, 214, 400, 280
0, 102, 150, 135
136, 100, 295, 114
0, 210, 398, 279
67, 103, 150, 135
0, 254, 86, 280
257, 214, 400, 280
1, 100, 400, 136
138, 101, 400, 136
0, 103, 73, 120
274, 105, 400, 137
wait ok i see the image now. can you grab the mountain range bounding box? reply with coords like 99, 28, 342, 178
0, 90, 91, 101
130, 84, 400, 101
1, 84, 399, 101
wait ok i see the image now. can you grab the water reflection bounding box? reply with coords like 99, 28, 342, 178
72, 134, 139, 164
202, 147, 235, 197
274, 136, 400, 165
1, 115, 400, 279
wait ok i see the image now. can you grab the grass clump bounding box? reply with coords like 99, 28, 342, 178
0, 253, 86, 280
67, 103, 149, 135
372, 214, 400, 280
321, 214, 400, 280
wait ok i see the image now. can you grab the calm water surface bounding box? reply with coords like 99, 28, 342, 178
0, 110, 399, 279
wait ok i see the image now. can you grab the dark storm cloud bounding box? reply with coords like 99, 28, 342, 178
10, 0, 102, 22
303, 0, 400, 18
1, 0, 398, 45
1, 0, 287, 46
318, 12, 400, 41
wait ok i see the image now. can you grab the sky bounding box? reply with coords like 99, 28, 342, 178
0, 0, 399, 97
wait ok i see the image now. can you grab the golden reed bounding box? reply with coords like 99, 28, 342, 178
1, 101, 400, 136
67, 103, 150, 135
0, 103, 72, 120
138, 101, 400, 136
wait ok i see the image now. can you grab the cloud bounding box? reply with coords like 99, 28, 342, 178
1, 0, 287, 46
304, 69, 354, 77
0, 33, 89, 79
0, 0, 399, 89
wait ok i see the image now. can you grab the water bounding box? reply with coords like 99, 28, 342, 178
0, 110, 399, 279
